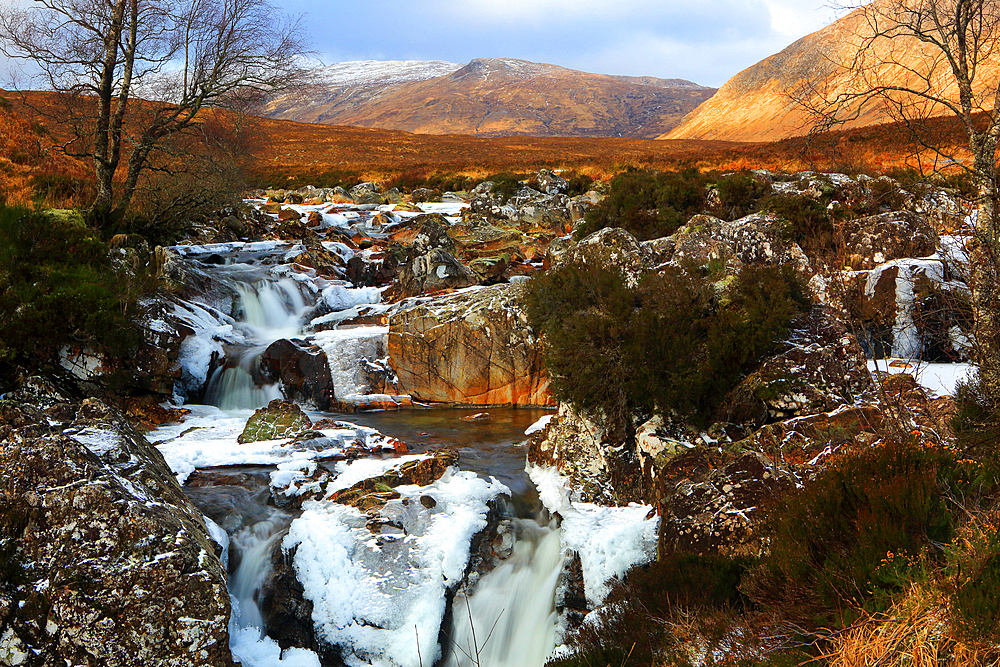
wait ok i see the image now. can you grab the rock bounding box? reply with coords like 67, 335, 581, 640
635, 415, 689, 466
386, 214, 455, 254
291, 237, 345, 277
349, 182, 382, 198
526, 403, 613, 503
326, 187, 355, 204
325, 449, 460, 513
259, 339, 335, 410
384, 188, 403, 204
0, 399, 233, 666
557, 227, 650, 285
723, 307, 873, 425
411, 188, 441, 203
277, 207, 302, 221
657, 451, 796, 557
388, 283, 552, 406
840, 211, 938, 270
397, 247, 478, 297
237, 399, 313, 443
306, 210, 323, 227
535, 169, 569, 195
670, 213, 810, 276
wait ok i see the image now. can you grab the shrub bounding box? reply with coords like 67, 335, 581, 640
526, 261, 807, 433
0, 206, 143, 375
745, 437, 963, 627
575, 168, 708, 241
763, 193, 835, 253
713, 172, 772, 220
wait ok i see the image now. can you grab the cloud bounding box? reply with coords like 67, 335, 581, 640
275, 0, 838, 87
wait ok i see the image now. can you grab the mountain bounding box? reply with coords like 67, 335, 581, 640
263, 58, 716, 139
663, 1, 991, 142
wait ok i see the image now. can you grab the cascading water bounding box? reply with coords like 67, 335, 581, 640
228, 509, 293, 635
204, 277, 314, 411
445, 519, 563, 667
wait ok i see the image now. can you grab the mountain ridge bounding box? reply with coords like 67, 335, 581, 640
264, 57, 715, 139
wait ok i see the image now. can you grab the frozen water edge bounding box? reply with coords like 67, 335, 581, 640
867, 358, 973, 397
526, 463, 659, 607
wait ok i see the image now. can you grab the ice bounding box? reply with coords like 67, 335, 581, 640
312, 327, 390, 402
284, 464, 508, 667
321, 284, 382, 311
230, 625, 320, 667
527, 464, 659, 606
868, 359, 973, 397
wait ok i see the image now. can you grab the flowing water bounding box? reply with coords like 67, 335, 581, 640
175, 262, 564, 665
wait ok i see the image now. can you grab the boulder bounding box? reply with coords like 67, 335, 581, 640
397, 248, 478, 297
0, 399, 233, 666
557, 227, 650, 285
387, 283, 552, 406
326, 187, 355, 204
259, 339, 335, 410
386, 214, 455, 254
237, 399, 314, 443
670, 213, 810, 276
534, 169, 569, 195
526, 404, 613, 503
840, 211, 938, 270
723, 307, 873, 425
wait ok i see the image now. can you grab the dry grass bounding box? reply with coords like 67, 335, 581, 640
0, 88, 978, 207
820, 585, 1000, 667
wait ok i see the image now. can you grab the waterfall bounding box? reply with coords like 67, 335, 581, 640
444, 519, 563, 667
205, 278, 313, 411
228, 510, 292, 635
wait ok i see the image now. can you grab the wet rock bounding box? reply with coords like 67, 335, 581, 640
0, 399, 233, 666
388, 283, 552, 406
237, 399, 313, 444
325, 449, 460, 514
840, 211, 938, 270
526, 404, 612, 503
259, 339, 335, 411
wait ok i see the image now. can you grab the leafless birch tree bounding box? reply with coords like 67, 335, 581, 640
0, 0, 308, 226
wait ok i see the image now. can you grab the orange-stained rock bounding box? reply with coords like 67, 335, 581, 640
387, 282, 553, 407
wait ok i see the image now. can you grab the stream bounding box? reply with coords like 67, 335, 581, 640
150, 219, 656, 667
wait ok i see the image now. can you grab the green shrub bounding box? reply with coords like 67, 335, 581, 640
745, 438, 964, 627
526, 261, 807, 433
714, 172, 772, 220
479, 172, 531, 201
0, 206, 143, 374
575, 168, 708, 241
763, 193, 835, 252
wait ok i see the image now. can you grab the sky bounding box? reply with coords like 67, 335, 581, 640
278, 0, 845, 88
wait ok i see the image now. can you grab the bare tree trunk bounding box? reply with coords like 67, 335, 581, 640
972, 160, 1000, 401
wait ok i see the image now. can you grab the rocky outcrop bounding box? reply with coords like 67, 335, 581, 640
0, 399, 232, 667
840, 211, 938, 270
669, 213, 811, 275
387, 283, 552, 406
724, 307, 873, 425
526, 404, 614, 503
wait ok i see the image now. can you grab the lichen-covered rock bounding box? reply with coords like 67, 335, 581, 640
657, 451, 796, 557
526, 403, 613, 503
725, 307, 873, 424
397, 247, 478, 296
387, 283, 552, 406
325, 449, 460, 514
557, 227, 650, 285
0, 399, 233, 667
237, 399, 314, 444
670, 213, 810, 275
840, 211, 938, 270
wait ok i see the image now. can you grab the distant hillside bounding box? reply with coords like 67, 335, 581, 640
664, 0, 1000, 142
263, 58, 716, 139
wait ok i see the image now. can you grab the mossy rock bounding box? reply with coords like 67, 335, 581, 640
237, 399, 313, 444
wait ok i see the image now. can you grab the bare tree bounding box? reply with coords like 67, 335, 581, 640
0, 0, 308, 226
810, 0, 1000, 400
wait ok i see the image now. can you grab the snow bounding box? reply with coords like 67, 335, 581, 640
868, 359, 973, 397
524, 414, 555, 436
150, 404, 397, 484
230, 627, 320, 667
320, 284, 382, 311
310, 60, 462, 87
283, 463, 508, 667
527, 464, 659, 606
312, 327, 390, 402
